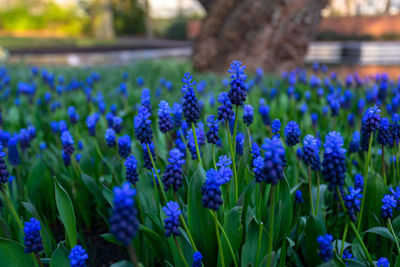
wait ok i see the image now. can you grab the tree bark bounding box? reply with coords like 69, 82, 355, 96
193, 0, 328, 73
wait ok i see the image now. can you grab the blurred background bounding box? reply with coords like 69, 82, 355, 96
1, 0, 400, 76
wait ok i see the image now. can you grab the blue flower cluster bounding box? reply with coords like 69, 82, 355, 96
0, 145, 9, 183
206, 115, 219, 144
158, 100, 173, 133
181, 72, 200, 124
117, 135, 131, 159
69, 245, 88, 267
124, 155, 139, 185
162, 148, 185, 192
284, 121, 301, 146
344, 187, 362, 222
24, 218, 43, 253
301, 135, 321, 171
162, 201, 181, 237
381, 194, 397, 219
228, 60, 247, 106
201, 169, 223, 210
317, 233, 333, 262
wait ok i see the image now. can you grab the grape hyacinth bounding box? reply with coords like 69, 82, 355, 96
0, 145, 9, 183
68, 106, 79, 124
284, 121, 301, 146
69, 245, 88, 267
344, 187, 362, 222
360, 105, 381, 151
158, 100, 174, 133
322, 132, 347, 191
259, 137, 286, 184
236, 132, 244, 155
377, 257, 390, 267
206, 115, 219, 144
162, 201, 181, 237
243, 105, 254, 126
192, 251, 203, 267
272, 119, 281, 137
162, 148, 185, 192
134, 114, 153, 144
228, 60, 247, 106
217, 92, 234, 122
124, 155, 138, 185
172, 103, 183, 128
61, 130, 75, 158
105, 128, 116, 147
354, 174, 364, 192
216, 155, 233, 185
112, 116, 123, 134
317, 234, 333, 262
109, 183, 139, 245
117, 135, 131, 159
8, 135, 20, 166
201, 169, 223, 210
24, 218, 43, 253
301, 135, 321, 171
349, 131, 360, 153
377, 117, 393, 147
295, 190, 304, 204
181, 72, 200, 124
86, 114, 99, 137
381, 194, 397, 219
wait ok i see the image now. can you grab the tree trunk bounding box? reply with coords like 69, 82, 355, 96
93, 0, 115, 39
193, 0, 328, 73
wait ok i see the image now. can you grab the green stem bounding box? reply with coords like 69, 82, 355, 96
226, 122, 238, 204
316, 172, 320, 216
357, 134, 373, 231
94, 139, 118, 180
267, 185, 276, 267
258, 183, 262, 221
35, 253, 44, 267
146, 143, 167, 204
382, 145, 386, 185
340, 220, 349, 257
388, 219, 400, 254
307, 166, 314, 216
212, 144, 217, 169
191, 122, 203, 166
255, 222, 264, 266
127, 245, 139, 266
174, 236, 189, 267
0, 185, 23, 231
180, 215, 197, 251
233, 105, 239, 156
212, 211, 225, 267
337, 186, 373, 266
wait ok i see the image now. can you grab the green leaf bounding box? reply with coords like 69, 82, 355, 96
110, 261, 134, 267
278, 177, 293, 238
50, 244, 70, 267
363, 226, 395, 242
187, 165, 217, 266
241, 217, 268, 266
80, 174, 103, 205
139, 224, 172, 262
363, 173, 386, 229
54, 179, 77, 249
100, 233, 122, 246
0, 237, 38, 267
218, 206, 243, 267
102, 185, 114, 206
305, 215, 326, 266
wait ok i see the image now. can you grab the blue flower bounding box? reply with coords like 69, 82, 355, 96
354, 174, 364, 192
172, 103, 183, 128
243, 105, 254, 126
217, 92, 234, 121
377, 117, 393, 147
236, 132, 245, 155
162, 201, 182, 237
163, 148, 185, 192
109, 183, 139, 245
317, 234, 333, 262
140, 88, 152, 114
344, 187, 362, 222
181, 72, 200, 124
391, 114, 400, 144
106, 112, 114, 128
259, 137, 286, 184
228, 60, 247, 105
8, 135, 20, 166
105, 128, 116, 147
272, 119, 281, 135
259, 102, 271, 126
201, 169, 223, 210
192, 251, 203, 267
117, 135, 131, 159
134, 114, 153, 144
322, 132, 347, 191
69, 245, 88, 267
86, 114, 99, 137
142, 142, 156, 170
112, 116, 123, 134
349, 131, 360, 153
206, 115, 219, 144
284, 121, 301, 146
381, 194, 397, 219
251, 142, 261, 167
0, 145, 9, 183
295, 190, 304, 204
217, 155, 232, 185
301, 135, 321, 171
61, 130, 75, 156
24, 218, 43, 253
377, 257, 390, 267
124, 155, 138, 185
158, 100, 174, 133
360, 105, 381, 151
68, 106, 79, 124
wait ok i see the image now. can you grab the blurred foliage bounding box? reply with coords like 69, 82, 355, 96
113, 0, 146, 35
0, 2, 90, 36
164, 18, 187, 40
